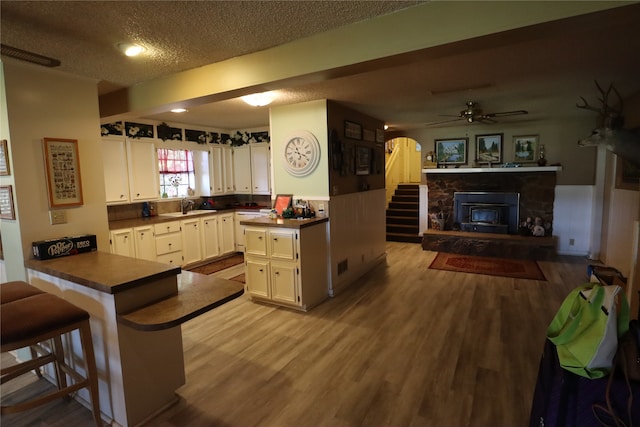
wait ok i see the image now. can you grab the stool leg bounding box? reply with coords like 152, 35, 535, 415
51, 335, 70, 401
29, 346, 43, 378
79, 321, 102, 427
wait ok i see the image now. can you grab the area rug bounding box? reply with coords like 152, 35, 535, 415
188, 254, 244, 275
429, 253, 546, 281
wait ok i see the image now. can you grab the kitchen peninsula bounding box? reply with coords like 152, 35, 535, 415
25, 251, 244, 426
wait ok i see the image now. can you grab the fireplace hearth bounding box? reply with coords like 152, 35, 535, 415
454, 192, 519, 234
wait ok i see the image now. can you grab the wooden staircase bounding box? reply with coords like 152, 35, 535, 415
386, 184, 422, 243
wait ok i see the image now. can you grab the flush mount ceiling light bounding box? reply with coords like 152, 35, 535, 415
118, 43, 145, 57
170, 108, 187, 113
241, 92, 275, 107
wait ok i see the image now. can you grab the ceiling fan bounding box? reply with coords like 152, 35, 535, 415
425, 101, 528, 127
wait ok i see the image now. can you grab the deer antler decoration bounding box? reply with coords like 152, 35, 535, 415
577, 80, 640, 166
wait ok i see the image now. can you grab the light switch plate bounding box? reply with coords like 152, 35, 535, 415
49, 210, 67, 225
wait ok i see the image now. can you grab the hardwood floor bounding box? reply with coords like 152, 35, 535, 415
1, 242, 587, 427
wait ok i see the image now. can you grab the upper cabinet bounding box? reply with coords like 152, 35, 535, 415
127, 138, 160, 201
102, 137, 130, 204
102, 137, 159, 204
233, 143, 271, 195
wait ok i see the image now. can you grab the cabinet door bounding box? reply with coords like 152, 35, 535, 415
245, 227, 268, 256
127, 139, 159, 201
235, 213, 262, 251
102, 137, 130, 204
218, 213, 236, 254
233, 145, 251, 194
181, 218, 202, 265
110, 228, 134, 257
270, 261, 298, 305
269, 229, 296, 260
251, 144, 270, 195
223, 145, 234, 194
134, 225, 156, 261
246, 258, 270, 299
194, 149, 211, 197
201, 215, 220, 260
210, 145, 225, 195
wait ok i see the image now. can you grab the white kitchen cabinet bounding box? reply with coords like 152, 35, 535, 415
201, 215, 220, 260
133, 225, 156, 261
234, 211, 264, 251
223, 145, 234, 194
233, 145, 251, 194
181, 217, 202, 266
210, 145, 225, 195
154, 221, 182, 266
218, 212, 236, 255
250, 143, 270, 195
110, 228, 134, 257
243, 220, 328, 311
127, 138, 159, 201
102, 137, 130, 204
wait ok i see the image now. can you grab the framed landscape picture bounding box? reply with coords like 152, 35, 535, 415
435, 138, 468, 165
513, 135, 539, 163
475, 133, 502, 164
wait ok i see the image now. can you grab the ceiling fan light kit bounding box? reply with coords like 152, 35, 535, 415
425, 100, 528, 127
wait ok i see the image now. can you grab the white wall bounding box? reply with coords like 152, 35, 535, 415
554, 185, 593, 256
2, 61, 110, 281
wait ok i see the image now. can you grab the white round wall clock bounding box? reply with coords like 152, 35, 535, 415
282, 130, 321, 177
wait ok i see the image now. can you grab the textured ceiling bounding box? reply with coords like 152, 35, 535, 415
2, 1, 640, 132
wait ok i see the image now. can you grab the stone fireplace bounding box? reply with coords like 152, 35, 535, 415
426, 168, 558, 235
453, 191, 519, 234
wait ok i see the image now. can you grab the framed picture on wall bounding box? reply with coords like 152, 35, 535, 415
0, 185, 15, 220
0, 140, 10, 176
475, 133, 502, 164
513, 135, 539, 163
356, 146, 371, 175
435, 138, 468, 165
344, 121, 362, 140
43, 137, 84, 208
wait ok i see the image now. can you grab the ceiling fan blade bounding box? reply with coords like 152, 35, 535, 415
424, 117, 465, 127
483, 110, 528, 118
478, 117, 498, 124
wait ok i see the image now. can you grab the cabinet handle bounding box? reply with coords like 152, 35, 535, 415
258, 236, 262, 240
120, 194, 125, 199
141, 232, 144, 236
168, 243, 172, 247
137, 193, 141, 197
259, 268, 263, 272
275, 271, 280, 276
273, 238, 278, 242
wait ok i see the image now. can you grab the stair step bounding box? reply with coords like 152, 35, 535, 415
387, 224, 419, 234
386, 232, 423, 243
392, 195, 419, 203
388, 201, 418, 210
386, 215, 418, 225
386, 208, 418, 218
395, 188, 419, 196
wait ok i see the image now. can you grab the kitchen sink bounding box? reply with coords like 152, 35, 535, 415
160, 210, 216, 217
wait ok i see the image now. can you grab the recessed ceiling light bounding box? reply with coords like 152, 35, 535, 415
118, 43, 145, 57
241, 92, 275, 107
171, 108, 187, 113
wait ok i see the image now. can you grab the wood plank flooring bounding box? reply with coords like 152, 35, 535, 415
1, 242, 588, 427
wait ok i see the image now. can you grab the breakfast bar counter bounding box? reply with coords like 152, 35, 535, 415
25, 251, 243, 427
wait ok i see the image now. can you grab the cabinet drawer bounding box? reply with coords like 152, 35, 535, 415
156, 251, 183, 266
245, 228, 268, 256
269, 230, 296, 260
156, 233, 182, 255
154, 221, 181, 235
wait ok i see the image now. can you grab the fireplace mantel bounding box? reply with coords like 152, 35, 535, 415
423, 166, 562, 174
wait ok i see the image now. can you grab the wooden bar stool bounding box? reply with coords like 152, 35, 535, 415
0, 284, 102, 426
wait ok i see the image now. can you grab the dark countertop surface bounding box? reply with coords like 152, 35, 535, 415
239, 216, 329, 229
25, 251, 181, 294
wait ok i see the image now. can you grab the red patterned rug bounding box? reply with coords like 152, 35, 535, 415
429, 253, 546, 280
188, 254, 244, 275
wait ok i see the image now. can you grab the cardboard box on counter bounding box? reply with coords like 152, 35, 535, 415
32, 234, 97, 260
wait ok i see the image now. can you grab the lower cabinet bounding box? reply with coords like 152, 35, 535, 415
110, 228, 134, 257
201, 215, 220, 260
218, 212, 235, 255
243, 222, 328, 311
181, 218, 203, 265
133, 225, 156, 261
155, 221, 183, 266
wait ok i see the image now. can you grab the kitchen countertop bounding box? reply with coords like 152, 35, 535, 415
239, 216, 329, 229
109, 206, 269, 230
25, 251, 181, 294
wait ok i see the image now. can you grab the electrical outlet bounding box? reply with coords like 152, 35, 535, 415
49, 210, 67, 225
569, 238, 575, 246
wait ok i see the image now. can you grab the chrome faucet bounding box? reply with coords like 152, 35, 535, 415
181, 198, 195, 214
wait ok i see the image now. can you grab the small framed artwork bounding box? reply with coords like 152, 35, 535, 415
43, 137, 84, 208
0, 139, 10, 175
362, 128, 375, 142
435, 138, 468, 165
615, 157, 640, 190
375, 129, 385, 143
356, 146, 371, 175
513, 135, 539, 162
0, 185, 15, 220
344, 120, 362, 140
273, 194, 293, 216
475, 133, 503, 164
